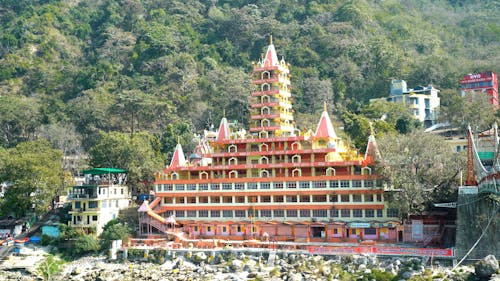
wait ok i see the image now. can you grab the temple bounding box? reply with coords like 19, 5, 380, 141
145, 38, 400, 243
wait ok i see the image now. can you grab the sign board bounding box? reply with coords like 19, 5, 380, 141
459, 186, 478, 195
349, 222, 371, 228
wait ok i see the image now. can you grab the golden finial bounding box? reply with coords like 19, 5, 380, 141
177, 136, 180, 144
323, 101, 327, 112
270, 35, 273, 45
223, 109, 226, 118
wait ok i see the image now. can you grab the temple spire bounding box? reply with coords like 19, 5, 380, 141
314, 106, 337, 139
169, 142, 186, 168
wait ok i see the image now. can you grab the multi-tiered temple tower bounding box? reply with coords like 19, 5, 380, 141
145, 38, 400, 243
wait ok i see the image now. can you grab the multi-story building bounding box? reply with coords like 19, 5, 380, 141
460, 71, 498, 107
371, 80, 440, 128
148, 38, 400, 243
68, 168, 130, 235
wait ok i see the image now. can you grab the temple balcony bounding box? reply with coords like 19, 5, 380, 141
251, 89, 291, 97
252, 77, 290, 85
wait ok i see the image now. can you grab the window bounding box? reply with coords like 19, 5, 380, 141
188, 197, 196, 203
175, 184, 185, 191
199, 210, 208, 217
101, 201, 107, 208
353, 209, 362, 217
299, 181, 310, 188
236, 196, 245, 203
273, 182, 284, 189
387, 208, 399, 217
199, 196, 209, 203
341, 195, 350, 202
286, 182, 297, 188
312, 195, 327, 202
186, 211, 196, 217
300, 195, 310, 202
177, 197, 185, 204
210, 183, 220, 190
175, 210, 184, 217
376, 209, 383, 217
261, 182, 271, 189
92, 215, 98, 221
248, 182, 257, 190
248, 196, 258, 203
165, 184, 173, 191
89, 201, 98, 208
274, 195, 284, 203
353, 195, 362, 202
187, 184, 196, 190
286, 210, 297, 217
235, 210, 245, 217
365, 228, 376, 235
365, 194, 374, 202
352, 180, 362, 188
330, 209, 339, 217
207, 226, 212, 232
364, 180, 373, 188
300, 209, 310, 217
286, 195, 297, 202
340, 181, 349, 188
313, 210, 327, 217
341, 209, 350, 218
313, 181, 326, 188
329, 195, 338, 202
261, 196, 271, 203
199, 184, 208, 191
261, 210, 272, 217
211, 210, 220, 217
222, 183, 232, 190
235, 183, 244, 190
210, 196, 220, 204
377, 194, 383, 202
365, 209, 374, 217
274, 210, 284, 217
329, 181, 339, 188
223, 196, 232, 203
223, 210, 233, 217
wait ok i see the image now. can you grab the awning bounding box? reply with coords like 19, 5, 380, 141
82, 168, 127, 175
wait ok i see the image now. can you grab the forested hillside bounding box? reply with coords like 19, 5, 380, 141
1, 0, 499, 163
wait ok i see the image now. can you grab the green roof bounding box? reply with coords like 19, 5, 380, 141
82, 168, 127, 175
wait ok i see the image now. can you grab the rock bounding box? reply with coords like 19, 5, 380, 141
72, 267, 82, 275
475, 255, 499, 279
287, 272, 303, 281
194, 252, 207, 262
358, 264, 367, 271
231, 259, 244, 271
401, 271, 412, 279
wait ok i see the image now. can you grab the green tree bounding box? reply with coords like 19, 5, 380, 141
74, 235, 100, 256
0, 140, 63, 217
0, 95, 41, 148
377, 130, 465, 218
89, 131, 163, 193
37, 254, 64, 281
99, 218, 131, 250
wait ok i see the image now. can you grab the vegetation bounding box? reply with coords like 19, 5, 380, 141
0, 0, 498, 218
37, 254, 65, 281
99, 218, 132, 250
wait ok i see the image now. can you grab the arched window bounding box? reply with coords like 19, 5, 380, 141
228, 145, 237, 153
199, 172, 209, 180
259, 131, 268, 138
261, 71, 270, 80
260, 170, 270, 177
361, 167, 372, 175
326, 168, 336, 176
292, 168, 302, 177
228, 157, 238, 166
261, 83, 270, 92
291, 142, 301, 150
229, 170, 238, 178
260, 143, 269, 152
261, 95, 270, 103
171, 173, 179, 180
261, 119, 270, 127
260, 156, 269, 164
291, 155, 301, 163
261, 107, 270, 115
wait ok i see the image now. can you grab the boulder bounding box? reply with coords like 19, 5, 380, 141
475, 255, 499, 279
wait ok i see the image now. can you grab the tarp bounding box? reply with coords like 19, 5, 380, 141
82, 168, 127, 175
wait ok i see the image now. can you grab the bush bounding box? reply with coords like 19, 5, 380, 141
74, 235, 100, 256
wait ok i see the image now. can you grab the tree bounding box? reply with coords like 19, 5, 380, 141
377, 130, 465, 219
89, 131, 163, 193
74, 235, 100, 256
0, 95, 41, 148
99, 218, 131, 250
0, 140, 63, 217
37, 254, 64, 281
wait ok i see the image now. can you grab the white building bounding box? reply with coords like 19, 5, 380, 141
67, 168, 130, 235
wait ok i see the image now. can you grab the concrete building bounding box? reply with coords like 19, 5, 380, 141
67, 168, 130, 235
143, 38, 401, 243
371, 80, 440, 128
460, 71, 498, 107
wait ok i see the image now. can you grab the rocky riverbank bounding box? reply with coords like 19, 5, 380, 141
0, 249, 498, 281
